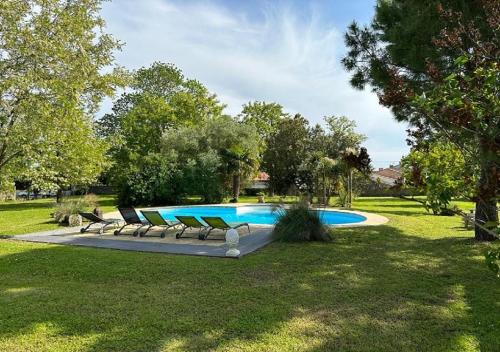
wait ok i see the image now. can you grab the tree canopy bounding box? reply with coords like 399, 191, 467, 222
239, 101, 288, 147
342, 0, 498, 240
98, 62, 226, 187
262, 114, 370, 203
262, 114, 311, 195
401, 141, 476, 214
117, 116, 260, 206
0, 0, 126, 195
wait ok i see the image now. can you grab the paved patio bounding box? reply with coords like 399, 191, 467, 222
12, 225, 275, 258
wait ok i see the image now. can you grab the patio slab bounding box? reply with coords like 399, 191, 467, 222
12, 226, 275, 258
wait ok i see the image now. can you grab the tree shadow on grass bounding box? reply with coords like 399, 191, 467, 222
373, 202, 425, 209
0, 201, 54, 211
0, 224, 498, 351
96, 197, 117, 209
352, 206, 426, 217
363, 209, 426, 216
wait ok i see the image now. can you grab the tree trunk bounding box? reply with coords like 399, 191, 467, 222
56, 189, 63, 203
232, 173, 240, 201
322, 171, 327, 206
347, 170, 353, 208
474, 139, 498, 241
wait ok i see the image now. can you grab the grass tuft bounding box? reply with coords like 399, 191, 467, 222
273, 202, 331, 242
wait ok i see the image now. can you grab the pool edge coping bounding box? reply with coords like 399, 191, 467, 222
104, 204, 388, 227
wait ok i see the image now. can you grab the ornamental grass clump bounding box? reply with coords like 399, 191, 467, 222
53, 194, 99, 224
272, 202, 331, 242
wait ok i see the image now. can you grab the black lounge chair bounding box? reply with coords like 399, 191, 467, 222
79, 212, 121, 235
139, 210, 180, 238
200, 216, 250, 240
174, 216, 210, 239
114, 207, 149, 236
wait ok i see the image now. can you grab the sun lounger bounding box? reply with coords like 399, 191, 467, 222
139, 210, 180, 238
114, 207, 149, 236
79, 212, 121, 235
174, 216, 210, 239
200, 216, 250, 240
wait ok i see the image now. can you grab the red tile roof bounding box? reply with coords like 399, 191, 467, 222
254, 172, 269, 181
372, 168, 401, 180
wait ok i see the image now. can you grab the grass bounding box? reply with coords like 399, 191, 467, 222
0, 197, 499, 351
0, 195, 117, 235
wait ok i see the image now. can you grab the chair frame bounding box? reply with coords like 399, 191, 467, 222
139, 210, 180, 238
114, 207, 149, 236
174, 216, 210, 239
79, 212, 121, 235
200, 216, 250, 240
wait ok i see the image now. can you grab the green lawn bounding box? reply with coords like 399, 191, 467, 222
0, 197, 498, 351
0, 195, 117, 235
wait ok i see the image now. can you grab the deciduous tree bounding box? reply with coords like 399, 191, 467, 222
239, 101, 287, 149
98, 62, 226, 188
401, 141, 475, 214
262, 115, 310, 195
0, 0, 125, 192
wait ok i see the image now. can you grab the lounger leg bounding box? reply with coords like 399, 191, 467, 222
201, 227, 214, 240
114, 223, 129, 236
141, 225, 153, 237
167, 223, 179, 230
117, 224, 128, 234
168, 223, 177, 230
101, 221, 119, 234
176, 225, 189, 239
133, 224, 148, 236
159, 226, 168, 238
80, 222, 95, 233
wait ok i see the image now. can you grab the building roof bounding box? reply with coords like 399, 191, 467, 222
254, 172, 269, 181
371, 166, 402, 186
372, 168, 401, 180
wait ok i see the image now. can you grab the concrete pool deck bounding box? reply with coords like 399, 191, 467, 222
11, 205, 388, 258
12, 225, 275, 258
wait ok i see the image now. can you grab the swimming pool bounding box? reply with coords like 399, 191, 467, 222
148, 205, 366, 226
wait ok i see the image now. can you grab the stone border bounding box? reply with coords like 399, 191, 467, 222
321, 208, 389, 227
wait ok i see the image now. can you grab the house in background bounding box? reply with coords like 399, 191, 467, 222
245, 172, 269, 194
370, 165, 402, 187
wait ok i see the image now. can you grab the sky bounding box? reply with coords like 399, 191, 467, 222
100, 0, 409, 168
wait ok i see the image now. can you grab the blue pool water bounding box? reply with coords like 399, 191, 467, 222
149, 205, 366, 226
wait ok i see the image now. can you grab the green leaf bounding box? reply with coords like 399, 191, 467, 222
454, 55, 468, 66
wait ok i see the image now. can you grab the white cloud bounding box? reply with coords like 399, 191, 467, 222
101, 0, 408, 167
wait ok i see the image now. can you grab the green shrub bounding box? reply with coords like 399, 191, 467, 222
53, 195, 98, 223
54, 200, 85, 223
116, 150, 229, 206
187, 150, 226, 204
272, 202, 331, 242
117, 154, 185, 206
82, 194, 98, 209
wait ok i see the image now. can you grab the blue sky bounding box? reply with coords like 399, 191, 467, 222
101, 0, 409, 168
